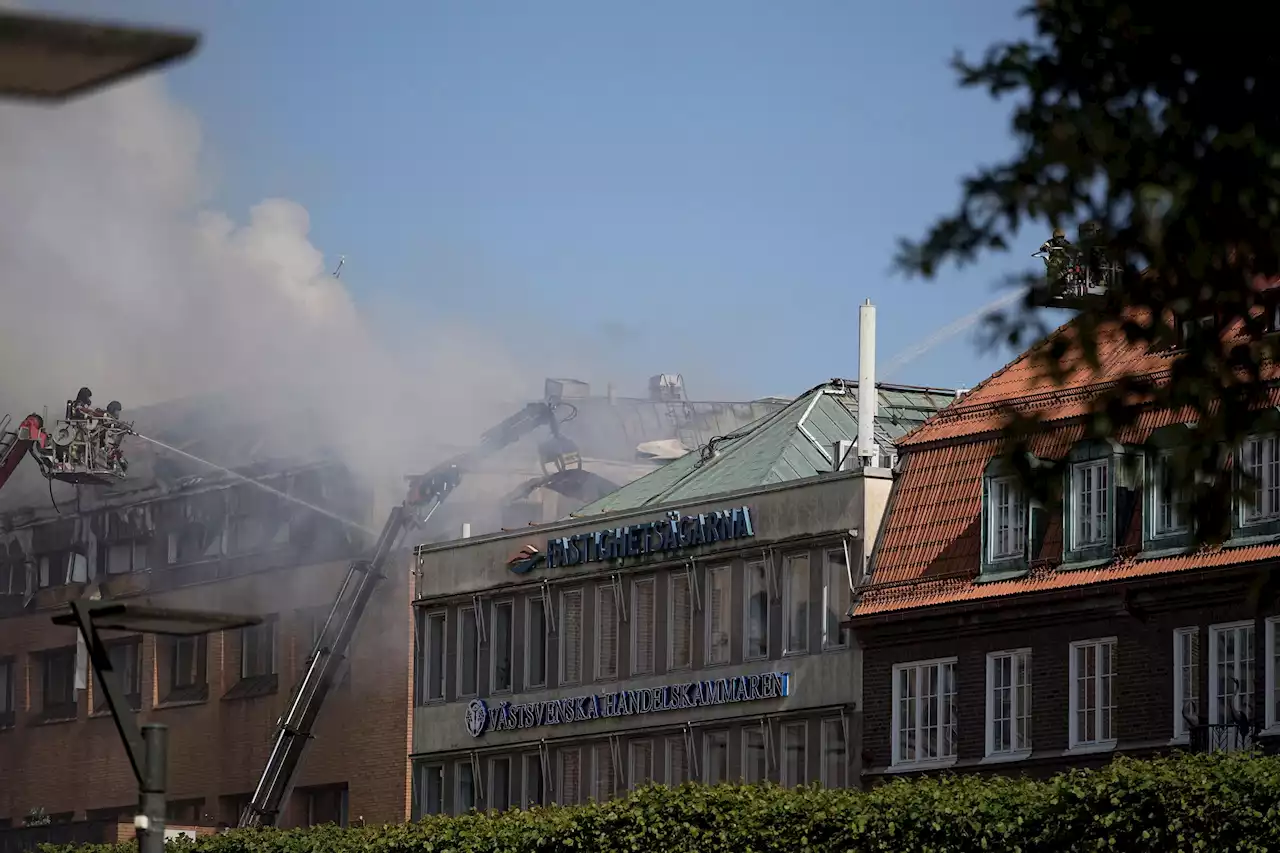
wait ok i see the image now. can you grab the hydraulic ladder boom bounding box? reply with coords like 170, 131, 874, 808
239, 400, 569, 828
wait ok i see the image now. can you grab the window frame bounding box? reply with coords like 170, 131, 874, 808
819, 717, 847, 788
487, 755, 512, 812
169, 634, 206, 693
890, 656, 959, 768
780, 720, 807, 787
595, 583, 620, 682
1149, 450, 1190, 539
628, 738, 654, 791
665, 733, 690, 785
490, 599, 515, 695
1239, 433, 1280, 527
668, 570, 694, 671
701, 728, 729, 784
521, 752, 544, 809
1207, 620, 1255, 727
630, 576, 657, 677
455, 758, 477, 814
525, 595, 548, 690
559, 588, 584, 687
1267, 617, 1280, 732
1067, 637, 1117, 750
416, 608, 447, 705
985, 475, 1028, 563
591, 740, 616, 802
1070, 458, 1112, 551
782, 552, 810, 656
413, 762, 445, 818
984, 648, 1032, 759
741, 724, 768, 783
239, 616, 278, 680
40, 646, 78, 718
704, 565, 732, 667
94, 637, 143, 713
743, 558, 770, 661
0, 656, 16, 725
821, 547, 851, 650
1172, 626, 1201, 741
456, 605, 479, 699
556, 745, 582, 806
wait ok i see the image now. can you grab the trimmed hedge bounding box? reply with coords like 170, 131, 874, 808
51, 752, 1280, 853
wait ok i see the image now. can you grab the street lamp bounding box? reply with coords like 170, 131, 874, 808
52, 601, 260, 853
0, 10, 198, 102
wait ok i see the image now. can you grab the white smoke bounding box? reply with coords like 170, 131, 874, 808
0, 76, 565, 498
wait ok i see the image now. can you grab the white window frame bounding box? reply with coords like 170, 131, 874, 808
704, 565, 732, 667
743, 559, 770, 661
1150, 451, 1189, 538
417, 609, 447, 704
890, 656, 959, 768
630, 577, 656, 676
487, 755, 511, 811
821, 548, 851, 650
780, 720, 807, 787
664, 734, 689, 785
1208, 620, 1255, 727
520, 752, 544, 809
1267, 617, 1280, 733
1070, 458, 1111, 550
819, 717, 847, 788
702, 728, 729, 784
1172, 626, 1200, 742
986, 475, 1028, 561
782, 553, 810, 656
489, 599, 515, 695
1068, 637, 1117, 751
415, 763, 444, 817
525, 596, 548, 690
1240, 433, 1280, 525
559, 588, 583, 687
628, 739, 654, 791
557, 746, 582, 806
455, 759, 477, 814
984, 648, 1032, 759
741, 725, 768, 783
456, 605, 479, 698
668, 571, 694, 671
595, 583, 620, 682
592, 740, 616, 801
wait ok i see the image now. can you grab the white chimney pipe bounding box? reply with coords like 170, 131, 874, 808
858, 300, 879, 466
461, 523, 472, 539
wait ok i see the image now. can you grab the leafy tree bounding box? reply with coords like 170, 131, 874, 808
897, 0, 1280, 539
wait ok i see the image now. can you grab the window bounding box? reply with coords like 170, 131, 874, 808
458, 606, 478, 697
38, 550, 85, 588
0, 657, 15, 725
986, 649, 1032, 756
781, 721, 807, 786
1151, 452, 1189, 537
491, 601, 514, 693
240, 618, 277, 679
40, 647, 77, 717
414, 763, 444, 817
305, 786, 348, 828
489, 756, 511, 811
592, 741, 616, 801
743, 725, 767, 783
629, 740, 654, 790
521, 753, 544, 808
1069, 638, 1117, 749
703, 729, 729, 784
631, 578, 656, 676
1268, 618, 1280, 731
596, 584, 619, 681
1209, 622, 1255, 730
783, 554, 810, 654
1241, 434, 1280, 524
168, 635, 206, 693
560, 589, 583, 686
705, 566, 731, 666
415, 610, 446, 704
986, 476, 1027, 560
820, 718, 847, 788
526, 597, 548, 689
822, 549, 851, 649
1173, 627, 1201, 740
665, 734, 689, 784
891, 657, 958, 767
94, 638, 142, 712
744, 559, 769, 660
669, 571, 693, 670
106, 540, 149, 575
1071, 459, 1111, 549
557, 747, 582, 805
456, 760, 476, 813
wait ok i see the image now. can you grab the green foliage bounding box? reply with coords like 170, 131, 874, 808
897, 0, 1280, 540
49, 752, 1280, 853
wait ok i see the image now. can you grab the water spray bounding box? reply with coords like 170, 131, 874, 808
880, 287, 1028, 381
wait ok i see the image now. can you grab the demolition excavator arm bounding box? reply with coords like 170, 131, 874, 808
238, 396, 580, 828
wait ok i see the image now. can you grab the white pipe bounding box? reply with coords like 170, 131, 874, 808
461, 523, 472, 539
858, 300, 879, 466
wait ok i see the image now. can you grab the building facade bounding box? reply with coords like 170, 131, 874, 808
409, 473, 891, 816
849, 317, 1280, 783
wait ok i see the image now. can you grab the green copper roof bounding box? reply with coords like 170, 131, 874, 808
572, 380, 958, 517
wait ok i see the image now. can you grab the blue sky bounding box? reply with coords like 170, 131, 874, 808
38, 0, 1038, 400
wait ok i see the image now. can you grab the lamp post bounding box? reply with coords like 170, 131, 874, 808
53, 601, 260, 853
0, 9, 198, 102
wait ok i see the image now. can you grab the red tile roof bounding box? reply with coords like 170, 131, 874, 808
855, 312, 1280, 619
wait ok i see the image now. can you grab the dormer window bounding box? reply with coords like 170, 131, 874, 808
1070, 459, 1110, 549
986, 477, 1027, 561
1265, 302, 1280, 334
1240, 433, 1280, 526
1173, 315, 1215, 350
1150, 451, 1190, 538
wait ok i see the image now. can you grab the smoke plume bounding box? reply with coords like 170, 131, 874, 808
0, 76, 591, 503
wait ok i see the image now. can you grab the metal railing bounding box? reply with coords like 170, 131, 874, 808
1188, 722, 1258, 753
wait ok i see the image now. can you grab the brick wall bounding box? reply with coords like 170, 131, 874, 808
0, 556, 413, 827
857, 577, 1280, 781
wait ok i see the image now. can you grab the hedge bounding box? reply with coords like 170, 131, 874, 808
49, 752, 1280, 853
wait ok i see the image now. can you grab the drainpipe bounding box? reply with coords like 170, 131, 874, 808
858, 300, 879, 467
